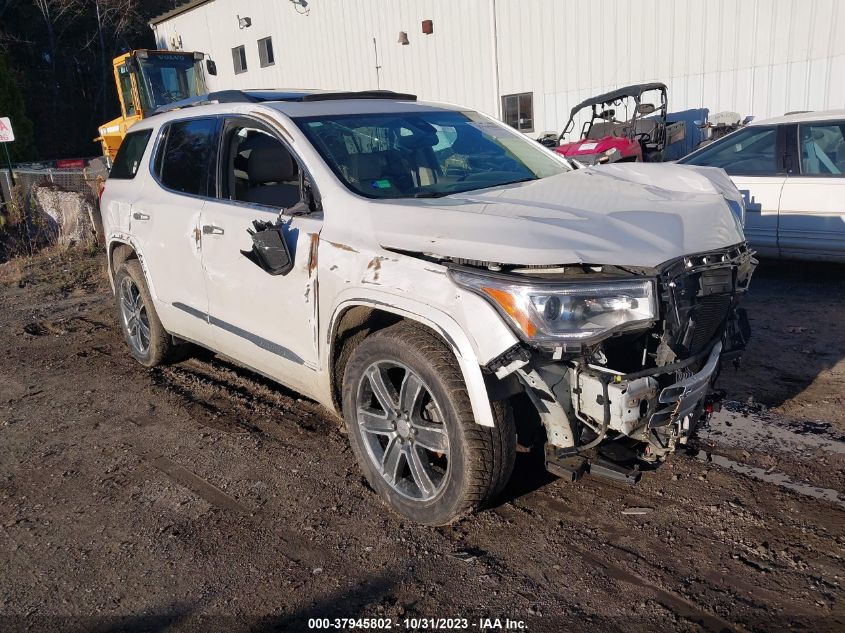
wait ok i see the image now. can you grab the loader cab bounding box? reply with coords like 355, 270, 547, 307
129, 50, 211, 113
97, 49, 216, 162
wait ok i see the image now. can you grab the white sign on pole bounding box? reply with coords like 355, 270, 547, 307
0, 117, 15, 143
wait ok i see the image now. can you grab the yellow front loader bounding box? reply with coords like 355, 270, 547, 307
95, 49, 217, 161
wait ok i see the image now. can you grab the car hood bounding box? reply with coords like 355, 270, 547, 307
369, 163, 746, 268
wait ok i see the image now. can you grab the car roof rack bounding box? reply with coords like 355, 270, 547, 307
151, 89, 417, 115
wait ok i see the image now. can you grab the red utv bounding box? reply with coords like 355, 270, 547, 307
554, 82, 685, 165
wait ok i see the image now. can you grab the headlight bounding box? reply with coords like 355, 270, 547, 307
449, 269, 657, 345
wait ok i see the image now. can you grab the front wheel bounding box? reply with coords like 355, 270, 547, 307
342, 322, 515, 525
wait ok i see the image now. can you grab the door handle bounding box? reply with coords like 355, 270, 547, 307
202, 225, 224, 235
133, 212, 150, 221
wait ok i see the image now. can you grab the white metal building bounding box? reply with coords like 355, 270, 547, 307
151, 0, 845, 139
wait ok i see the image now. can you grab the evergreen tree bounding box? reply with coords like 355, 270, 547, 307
0, 52, 35, 162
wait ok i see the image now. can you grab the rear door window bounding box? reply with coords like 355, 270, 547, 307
156, 118, 217, 196
682, 126, 779, 176
799, 122, 845, 176
109, 129, 152, 179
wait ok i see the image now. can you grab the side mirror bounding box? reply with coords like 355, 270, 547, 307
637, 103, 656, 115
206, 59, 217, 76
243, 220, 293, 275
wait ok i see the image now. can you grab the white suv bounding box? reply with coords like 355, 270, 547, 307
101, 90, 756, 525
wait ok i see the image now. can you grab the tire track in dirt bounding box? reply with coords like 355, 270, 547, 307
500, 498, 743, 631
506, 478, 839, 628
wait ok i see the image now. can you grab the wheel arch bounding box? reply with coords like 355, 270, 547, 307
106, 237, 157, 300
328, 299, 498, 427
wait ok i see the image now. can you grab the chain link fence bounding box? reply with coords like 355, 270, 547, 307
1, 160, 109, 205
1, 159, 108, 260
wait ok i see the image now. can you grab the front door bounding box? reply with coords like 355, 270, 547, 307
130, 117, 217, 343
682, 124, 786, 257
200, 119, 322, 394
732, 175, 784, 258
778, 120, 845, 260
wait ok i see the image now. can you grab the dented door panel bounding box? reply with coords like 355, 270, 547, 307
200, 198, 322, 395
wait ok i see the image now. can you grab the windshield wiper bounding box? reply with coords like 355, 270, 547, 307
410, 191, 449, 198
409, 177, 537, 199
496, 177, 537, 187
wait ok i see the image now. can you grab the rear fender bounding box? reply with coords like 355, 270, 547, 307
106, 235, 156, 298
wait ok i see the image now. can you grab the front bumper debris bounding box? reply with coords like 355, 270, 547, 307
501, 245, 756, 481
649, 341, 722, 430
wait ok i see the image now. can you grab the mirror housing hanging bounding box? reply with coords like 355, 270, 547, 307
243, 220, 293, 276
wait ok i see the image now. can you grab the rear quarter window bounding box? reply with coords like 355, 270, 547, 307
155, 118, 217, 196
109, 129, 153, 179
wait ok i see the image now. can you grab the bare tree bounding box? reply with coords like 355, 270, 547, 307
91, 0, 140, 117
0, 1, 34, 50
32, 0, 84, 112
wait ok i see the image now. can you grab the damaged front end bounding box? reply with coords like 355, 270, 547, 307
450, 244, 757, 481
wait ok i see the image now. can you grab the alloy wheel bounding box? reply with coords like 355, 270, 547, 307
119, 276, 151, 356
356, 360, 450, 501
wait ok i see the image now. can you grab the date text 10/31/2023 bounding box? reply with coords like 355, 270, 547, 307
307, 617, 528, 630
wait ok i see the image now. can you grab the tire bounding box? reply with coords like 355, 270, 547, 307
342, 322, 515, 525
113, 259, 175, 367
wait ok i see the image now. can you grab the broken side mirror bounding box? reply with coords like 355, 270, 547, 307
303, 177, 322, 213
206, 59, 217, 76
243, 220, 293, 276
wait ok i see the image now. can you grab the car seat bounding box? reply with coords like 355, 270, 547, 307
241, 135, 301, 208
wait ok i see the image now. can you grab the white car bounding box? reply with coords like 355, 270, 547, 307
680, 109, 845, 262
101, 90, 755, 525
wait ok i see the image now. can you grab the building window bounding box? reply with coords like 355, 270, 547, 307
258, 36, 275, 68
502, 92, 533, 132
232, 45, 247, 74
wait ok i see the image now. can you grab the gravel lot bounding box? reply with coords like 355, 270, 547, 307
0, 250, 843, 632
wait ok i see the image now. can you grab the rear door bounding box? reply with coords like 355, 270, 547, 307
129, 116, 217, 343
199, 116, 322, 394
682, 125, 786, 257
778, 120, 845, 261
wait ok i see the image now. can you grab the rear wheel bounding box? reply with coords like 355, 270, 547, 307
114, 259, 175, 367
342, 322, 515, 525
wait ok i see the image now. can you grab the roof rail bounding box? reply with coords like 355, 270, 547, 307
150, 89, 417, 116
300, 90, 417, 102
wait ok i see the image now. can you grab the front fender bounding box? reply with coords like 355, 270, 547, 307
328, 289, 518, 427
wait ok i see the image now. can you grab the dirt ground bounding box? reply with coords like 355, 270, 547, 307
0, 250, 843, 633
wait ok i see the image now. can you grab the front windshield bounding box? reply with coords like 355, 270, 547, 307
295, 110, 569, 199
137, 53, 207, 111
